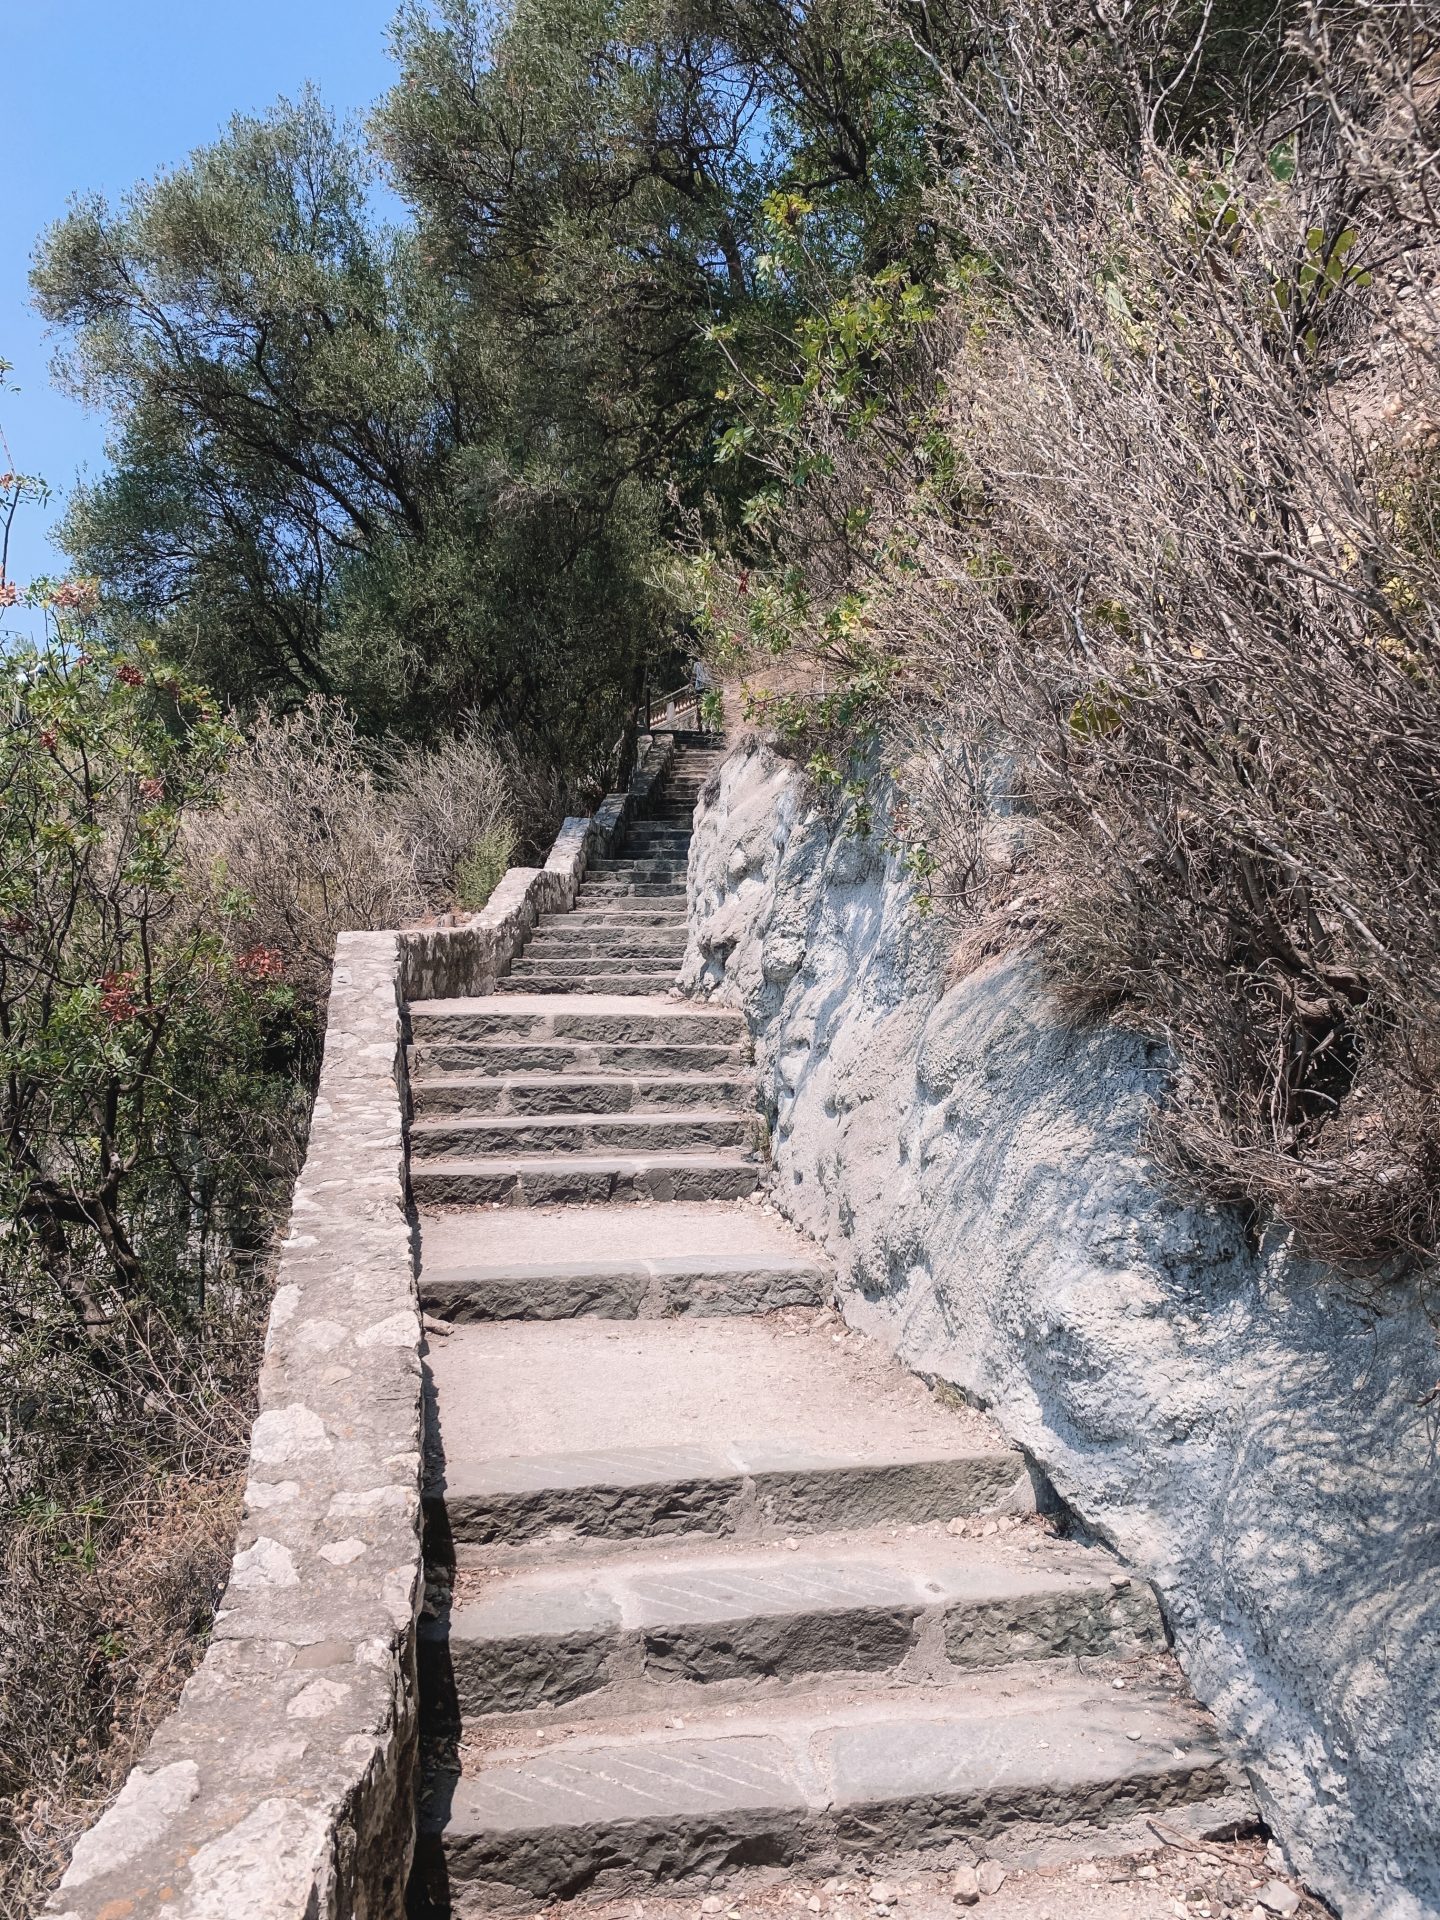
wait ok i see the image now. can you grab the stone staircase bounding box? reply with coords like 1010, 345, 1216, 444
494, 744, 717, 998
406, 738, 1247, 1916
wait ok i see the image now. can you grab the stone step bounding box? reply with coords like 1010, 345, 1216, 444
516, 945, 687, 967
418, 1199, 826, 1323
496, 974, 680, 998
508, 954, 681, 976
410, 1150, 762, 1207
416, 1674, 1234, 1906
514, 955, 687, 974
420, 1250, 827, 1321
504, 963, 680, 986
410, 1111, 764, 1159
424, 1315, 1025, 1546
426, 1531, 1164, 1718
552, 911, 688, 930
409, 1040, 748, 1076
579, 882, 688, 899
524, 929, 687, 953
409, 997, 746, 1046
589, 858, 689, 876
410, 1071, 754, 1117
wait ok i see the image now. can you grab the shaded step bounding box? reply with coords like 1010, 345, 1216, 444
408, 1040, 748, 1076
503, 964, 680, 987
411, 1150, 762, 1206
591, 864, 695, 879
409, 997, 746, 1045
522, 930, 687, 954
425, 1315, 1026, 1545
578, 883, 688, 899
411, 1112, 763, 1158
515, 947, 687, 967
518, 954, 686, 972
495, 974, 680, 998
420, 1249, 827, 1321
419, 1676, 1233, 1906
430, 1532, 1165, 1718
410, 1071, 754, 1117
553, 922, 688, 940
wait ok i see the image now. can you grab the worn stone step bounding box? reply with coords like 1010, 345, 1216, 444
409, 997, 746, 1046
579, 882, 688, 899
504, 963, 680, 987
427, 1532, 1164, 1717
410, 1150, 762, 1207
424, 1315, 1026, 1546
411, 1111, 764, 1159
508, 954, 681, 977
513, 957, 686, 976
410, 1072, 754, 1118
553, 913, 688, 932
420, 1250, 827, 1321
417, 1675, 1233, 1906
523, 929, 687, 953
496, 974, 680, 998
515, 946, 687, 968
589, 858, 690, 876
409, 1040, 748, 1076
418, 1199, 825, 1320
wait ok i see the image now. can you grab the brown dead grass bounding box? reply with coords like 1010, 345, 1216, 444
0, 1469, 244, 1919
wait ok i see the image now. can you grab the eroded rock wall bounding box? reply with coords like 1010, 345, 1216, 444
682, 738, 1440, 1920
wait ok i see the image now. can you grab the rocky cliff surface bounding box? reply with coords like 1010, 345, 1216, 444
681, 738, 1440, 1920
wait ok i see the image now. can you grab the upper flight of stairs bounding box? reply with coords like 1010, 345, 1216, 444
495, 743, 717, 997
406, 736, 1248, 1917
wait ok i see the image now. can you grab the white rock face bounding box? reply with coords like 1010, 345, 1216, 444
683, 739, 1440, 1920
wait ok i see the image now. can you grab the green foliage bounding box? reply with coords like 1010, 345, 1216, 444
455, 826, 518, 910
0, 638, 298, 1339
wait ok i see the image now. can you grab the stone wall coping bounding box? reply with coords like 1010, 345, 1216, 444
45, 729, 680, 1920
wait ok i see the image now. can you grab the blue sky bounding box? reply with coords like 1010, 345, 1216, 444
3, 0, 404, 630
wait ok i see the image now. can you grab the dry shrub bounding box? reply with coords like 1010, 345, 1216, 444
187, 699, 540, 1009
0, 1270, 270, 1920
379, 726, 517, 909
0, 1472, 244, 1920
727, 1, 1440, 1270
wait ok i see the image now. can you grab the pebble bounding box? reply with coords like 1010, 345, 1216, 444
1258, 1885, 1300, 1917
950, 1865, 980, 1906
869, 1882, 899, 1907
1112, 1678, 1127, 1690
1138, 1865, 1160, 1880
946, 1518, 968, 1537
702, 1901, 723, 1915
976, 1862, 1006, 1895
807, 1902, 822, 1914
1074, 1863, 1100, 1883
1110, 1573, 1131, 1589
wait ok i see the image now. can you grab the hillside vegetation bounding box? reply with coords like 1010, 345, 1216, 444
3, 0, 1439, 1909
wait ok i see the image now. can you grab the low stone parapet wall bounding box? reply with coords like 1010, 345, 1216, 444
49, 931, 421, 1920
